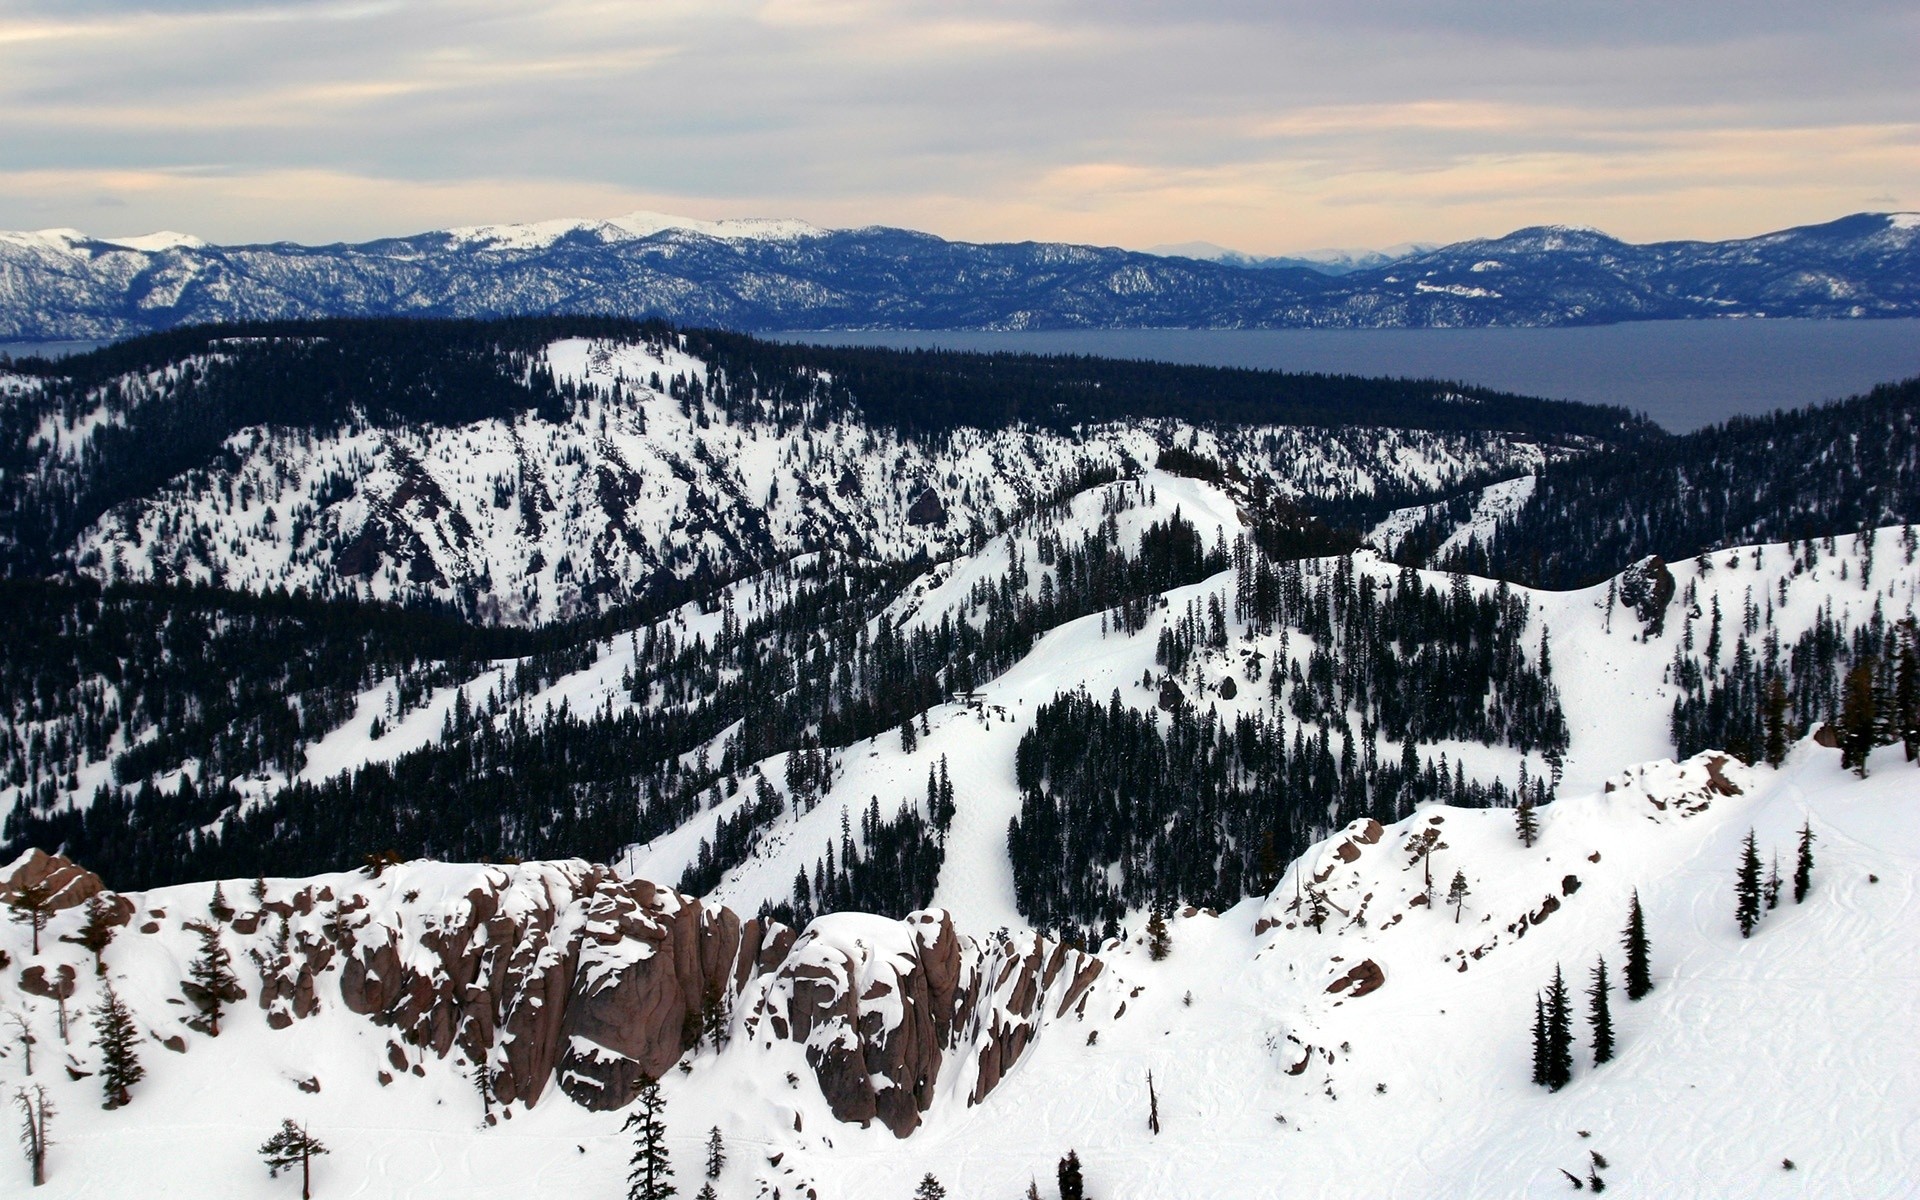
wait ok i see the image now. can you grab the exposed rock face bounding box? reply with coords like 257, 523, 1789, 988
1, 849, 106, 910
13, 855, 1114, 1134
1617, 555, 1676, 636
308, 861, 791, 1110
743, 910, 1114, 1137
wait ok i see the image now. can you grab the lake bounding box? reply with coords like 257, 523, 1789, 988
770, 319, 1920, 432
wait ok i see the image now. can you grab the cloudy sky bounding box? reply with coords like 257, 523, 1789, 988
1, 1, 1914, 252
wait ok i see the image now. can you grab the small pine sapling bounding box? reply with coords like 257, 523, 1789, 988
1587, 957, 1614, 1066
1793, 821, 1816, 903
208, 882, 234, 923
704, 1125, 725, 1179
92, 983, 144, 1109
1622, 891, 1653, 1000
1447, 870, 1471, 923
260, 1119, 329, 1199
1147, 1070, 1160, 1135
1515, 800, 1540, 848
182, 921, 245, 1036
913, 1173, 947, 1200
67, 895, 119, 976
7, 881, 54, 955
1764, 853, 1782, 910
1057, 1150, 1085, 1200
1735, 829, 1763, 938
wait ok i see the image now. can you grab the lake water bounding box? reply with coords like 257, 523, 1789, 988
772, 319, 1920, 433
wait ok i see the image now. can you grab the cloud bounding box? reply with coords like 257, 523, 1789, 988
0, 1, 1914, 250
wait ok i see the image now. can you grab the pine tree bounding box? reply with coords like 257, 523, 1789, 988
624, 1074, 675, 1200
1514, 800, 1540, 848
209, 882, 234, 923
92, 983, 144, 1109
1057, 1150, 1085, 1200
1793, 820, 1816, 903
1305, 887, 1330, 934
1736, 828, 1763, 938
14, 1083, 53, 1188
7, 880, 54, 955
1530, 994, 1548, 1087
69, 895, 118, 976
1146, 906, 1171, 961
1147, 1070, 1160, 1134
913, 1173, 947, 1200
1896, 624, 1920, 763
1447, 870, 1471, 923
259, 1119, 328, 1199
1622, 890, 1652, 1000
182, 921, 244, 1036
900, 715, 917, 755
1587, 957, 1614, 1066
1762, 675, 1790, 767
704, 1125, 724, 1179
693, 1186, 716, 1200
1838, 662, 1878, 776
1764, 853, 1782, 910
1543, 965, 1574, 1091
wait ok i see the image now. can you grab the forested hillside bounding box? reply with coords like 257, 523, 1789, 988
1384, 377, 1920, 587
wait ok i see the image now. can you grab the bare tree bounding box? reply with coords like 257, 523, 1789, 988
14, 1084, 53, 1187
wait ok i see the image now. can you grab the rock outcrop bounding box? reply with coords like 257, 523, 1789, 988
743, 909, 1113, 1137
1, 849, 106, 910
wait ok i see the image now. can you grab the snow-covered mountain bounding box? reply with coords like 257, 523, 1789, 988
3, 325, 1614, 624
2, 211, 1916, 342
3, 314, 1917, 1194
4, 736, 1911, 1197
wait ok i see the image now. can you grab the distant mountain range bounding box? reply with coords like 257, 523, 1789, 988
1143, 239, 1438, 274
1, 210, 1915, 342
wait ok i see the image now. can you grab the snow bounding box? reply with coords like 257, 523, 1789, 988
6, 740, 1914, 1197
99, 232, 208, 252
443, 211, 828, 252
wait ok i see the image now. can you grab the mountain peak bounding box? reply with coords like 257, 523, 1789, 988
440, 209, 829, 252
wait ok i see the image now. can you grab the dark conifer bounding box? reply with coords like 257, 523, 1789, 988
7, 880, 54, 955
1146, 907, 1171, 961
1515, 801, 1540, 848
913, 1173, 947, 1200
1736, 829, 1763, 938
1793, 821, 1816, 903
1622, 890, 1653, 1000
624, 1074, 674, 1200
1543, 965, 1574, 1091
182, 921, 244, 1036
1762, 675, 1790, 767
1057, 1150, 1085, 1200
1838, 662, 1878, 776
92, 983, 144, 1109
1764, 854, 1782, 910
1587, 957, 1614, 1066
1530, 994, 1548, 1087
1447, 870, 1471, 923
259, 1119, 328, 1199
704, 1125, 724, 1179
68, 895, 118, 976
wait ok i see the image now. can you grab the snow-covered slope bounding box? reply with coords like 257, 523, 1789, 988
35, 335, 1561, 624
3, 740, 1911, 1198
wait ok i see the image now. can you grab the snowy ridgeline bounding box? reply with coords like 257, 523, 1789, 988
30, 336, 1557, 624
2, 741, 1914, 1198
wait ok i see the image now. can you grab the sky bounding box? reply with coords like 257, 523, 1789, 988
0, 1, 1915, 254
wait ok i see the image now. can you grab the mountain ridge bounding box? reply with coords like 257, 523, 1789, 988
2, 211, 1915, 342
